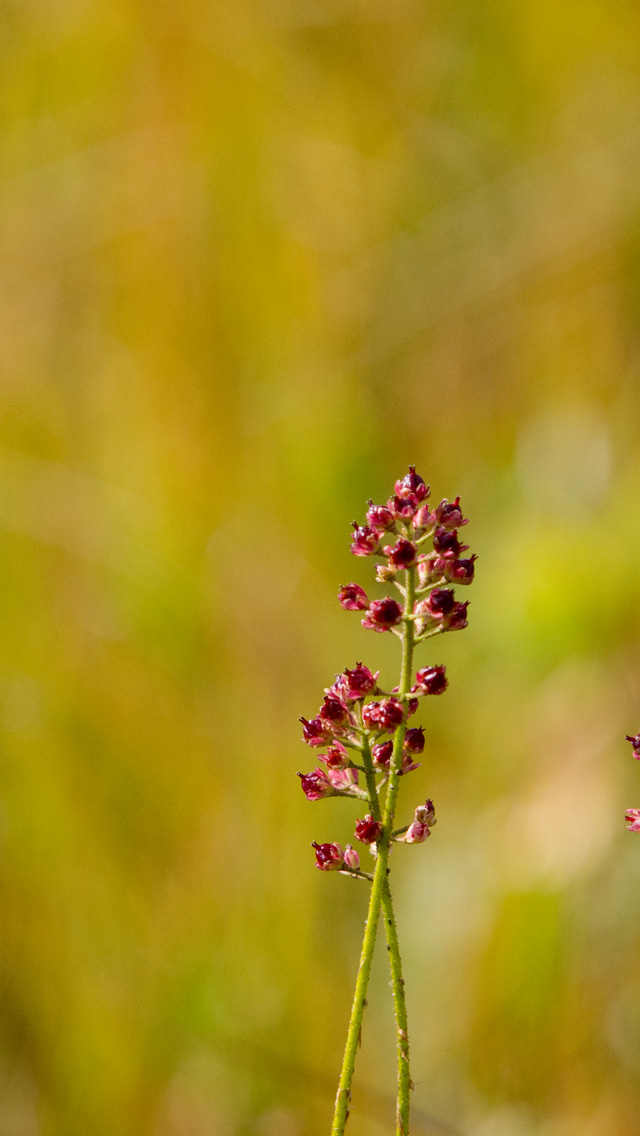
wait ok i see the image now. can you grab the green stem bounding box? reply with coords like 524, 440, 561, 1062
361, 738, 412, 1136
331, 567, 416, 1136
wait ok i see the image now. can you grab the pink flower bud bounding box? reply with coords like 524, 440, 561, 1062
413, 504, 435, 531
366, 501, 396, 532
404, 727, 425, 754
434, 496, 469, 529
417, 555, 444, 587
312, 841, 344, 870
327, 766, 359, 791
362, 698, 405, 732
401, 819, 430, 843
626, 809, 640, 832
362, 597, 403, 632
412, 665, 448, 695
415, 798, 436, 825
298, 768, 334, 800
443, 556, 476, 585
343, 844, 360, 870
355, 815, 383, 844
433, 528, 469, 559
376, 563, 397, 583
338, 583, 369, 610
446, 601, 469, 630
300, 716, 334, 746
350, 523, 380, 556
389, 496, 418, 521
394, 466, 429, 502
626, 734, 640, 759
384, 537, 418, 569
372, 740, 393, 768
319, 743, 350, 769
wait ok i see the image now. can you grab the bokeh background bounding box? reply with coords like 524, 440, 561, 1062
2, 1, 640, 1134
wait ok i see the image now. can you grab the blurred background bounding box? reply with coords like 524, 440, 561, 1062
1, 1, 640, 1134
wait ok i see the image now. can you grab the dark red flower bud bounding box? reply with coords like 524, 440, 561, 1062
319, 743, 350, 769
385, 537, 417, 569
424, 588, 455, 617
355, 815, 383, 844
362, 597, 403, 632
404, 727, 425, 754
406, 697, 419, 717
300, 716, 334, 746
319, 695, 350, 724
395, 466, 429, 502
443, 556, 476, 586
433, 528, 469, 559
412, 665, 448, 695
388, 494, 419, 521
446, 601, 469, 630
362, 698, 405, 732
434, 496, 469, 529
337, 662, 378, 701
338, 583, 369, 610
372, 740, 393, 768
312, 841, 344, 870
298, 768, 334, 800
626, 734, 640, 759
366, 501, 396, 532
350, 523, 380, 556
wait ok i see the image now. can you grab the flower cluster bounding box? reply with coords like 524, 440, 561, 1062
340, 467, 474, 640
625, 732, 640, 832
297, 467, 475, 873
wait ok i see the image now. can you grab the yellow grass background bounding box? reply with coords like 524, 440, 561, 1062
1, 2, 640, 1133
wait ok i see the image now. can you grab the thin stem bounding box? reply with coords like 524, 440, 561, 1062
361, 736, 412, 1134
331, 567, 416, 1136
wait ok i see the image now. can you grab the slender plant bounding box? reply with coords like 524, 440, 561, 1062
297, 468, 476, 1135
625, 732, 640, 832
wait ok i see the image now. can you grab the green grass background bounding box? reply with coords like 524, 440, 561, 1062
1, 1, 640, 1133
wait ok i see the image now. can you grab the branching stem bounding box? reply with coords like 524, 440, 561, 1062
331, 567, 416, 1136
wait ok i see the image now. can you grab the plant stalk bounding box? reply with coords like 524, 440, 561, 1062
330, 567, 416, 1136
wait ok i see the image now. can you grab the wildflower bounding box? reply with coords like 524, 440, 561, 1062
334, 663, 378, 701
412, 665, 448, 695
362, 698, 405, 732
433, 528, 468, 559
362, 597, 403, 632
385, 538, 418, 569
351, 523, 380, 556
338, 583, 369, 611
446, 601, 469, 630
372, 740, 393, 768
443, 556, 476, 586
626, 733, 640, 759
366, 501, 396, 532
312, 841, 345, 870
355, 815, 383, 844
626, 810, 640, 833
343, 844, 360, 870
421, 588, 455, 618
300, 716, 334, 747
298, 768, 334, 800
395, 466, 429, 503
318, 743, 351, 770
404, 727, 425, 754
319, 694, 350, 725
434, 496, 469, 529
